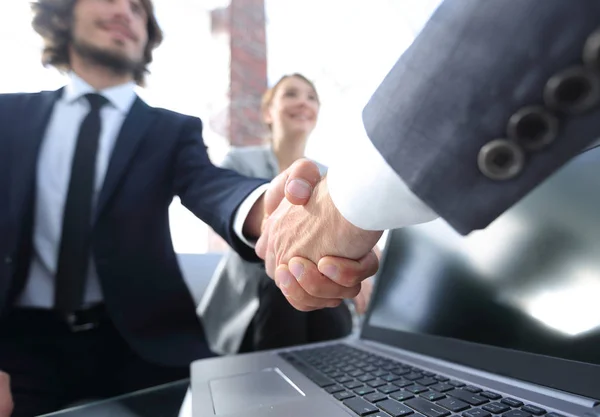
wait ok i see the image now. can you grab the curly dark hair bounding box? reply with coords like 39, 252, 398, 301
31, 0, 163, 85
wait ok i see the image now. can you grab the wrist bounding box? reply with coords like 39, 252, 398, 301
243, 194, 264, 240
319, 177, 383, 258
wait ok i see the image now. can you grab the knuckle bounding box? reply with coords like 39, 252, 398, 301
336, 270, 361, 288
347, 285, 361, 299
289, 298, 314, 312
299, 274, 322, 296
287, 285, 309, 304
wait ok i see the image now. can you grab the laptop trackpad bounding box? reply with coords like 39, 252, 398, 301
209, 368, 304, 415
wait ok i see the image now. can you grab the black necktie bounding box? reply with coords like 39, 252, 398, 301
54, 93, 108, 314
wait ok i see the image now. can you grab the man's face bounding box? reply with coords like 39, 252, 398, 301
71, 0, 149, 74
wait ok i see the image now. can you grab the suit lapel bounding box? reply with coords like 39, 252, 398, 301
95, 97, 154, 221
10, 89, 61, 218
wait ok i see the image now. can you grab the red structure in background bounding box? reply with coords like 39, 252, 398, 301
208, 0, 268, 252
210, 0, 268, 147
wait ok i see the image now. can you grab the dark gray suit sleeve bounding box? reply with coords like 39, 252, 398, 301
363, 0, 600, 235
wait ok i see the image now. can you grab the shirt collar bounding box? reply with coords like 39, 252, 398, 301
63, 72, 138, 113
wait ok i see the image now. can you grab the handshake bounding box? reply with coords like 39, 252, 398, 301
255, 159, 384, 312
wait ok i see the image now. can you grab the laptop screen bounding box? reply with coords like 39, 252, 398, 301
362, 146, 600, 400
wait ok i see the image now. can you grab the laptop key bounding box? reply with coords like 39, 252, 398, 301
405, 372, 424, 381
389, 390, 415, 402
364, 392, 388, 403
481, 392, 502, 401
337, 376, 355, 384
373, 370, 390, 377
404, 397, 451, 417
370, 414, 394, 417
379, 384, 401, 395
378, 399, 415, 417
346, 381, 365, 390
383, 374, 403, 383
420, 390, 446, 402
368, 379, 389, 388
325, 384, 345, 394
501, 398, 524, 408
463, 409, 493, 417
354, 387, 376, 396
343, 397, 380, 416
464, 386, 483, 393
406, 384, 429, 394
290, 361, 335, 387
430, 383, 454, 393
482, 402, 511, 414
502, 411, 532, 417
351, 370, 366, 378
344, 381, 364, 389
393, 379, 414, 388
392, 367, 412, 375
435, 376, 450, 382
521, 405, 546, 416
358, 374, 376, 382
437, 397, 470, 412
448, 389, 489, 406
545, 413, 564, 417
417, 377, 439, 387
334, 391, 355, 401
449, 380, 466, 387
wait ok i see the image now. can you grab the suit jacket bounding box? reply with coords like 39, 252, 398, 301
0, 89, 268, 367
198, 146, 326, 355
363, 0, 600, 235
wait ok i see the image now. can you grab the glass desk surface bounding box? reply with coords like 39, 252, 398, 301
39, 379, 189, 417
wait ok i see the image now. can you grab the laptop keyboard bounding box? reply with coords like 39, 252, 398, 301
279, 344, 565, 417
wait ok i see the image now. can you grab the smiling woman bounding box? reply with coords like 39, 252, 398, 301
198, 73, 372, 357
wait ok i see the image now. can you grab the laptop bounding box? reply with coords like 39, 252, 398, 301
190, 145, 600, 417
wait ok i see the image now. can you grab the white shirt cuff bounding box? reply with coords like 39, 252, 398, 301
327, 124, 438, 231
233, 184, 270, 248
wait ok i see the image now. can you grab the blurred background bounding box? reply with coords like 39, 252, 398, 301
0, 0, 442, 254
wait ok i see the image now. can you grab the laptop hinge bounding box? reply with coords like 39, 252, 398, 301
584, 402, 600, 417
583, 403, 600, 417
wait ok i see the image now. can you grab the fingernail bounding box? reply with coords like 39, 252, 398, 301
289, 262, 304, 280
287, 179, 311, 199
277, 269, 293, 290
321, 265, 338, 280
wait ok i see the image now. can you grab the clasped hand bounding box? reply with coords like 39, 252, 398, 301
256, 159, 383, 312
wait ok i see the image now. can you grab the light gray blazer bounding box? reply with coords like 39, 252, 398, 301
198, 145, 325, 355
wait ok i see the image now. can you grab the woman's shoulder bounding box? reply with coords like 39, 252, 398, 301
225, 145, 272, 160
221, 145, 273, 174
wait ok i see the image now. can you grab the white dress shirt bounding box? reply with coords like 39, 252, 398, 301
17, 73, 261, 308
327, 122, 439, 231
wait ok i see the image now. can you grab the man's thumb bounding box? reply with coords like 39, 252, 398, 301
284, 159, 321, 205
